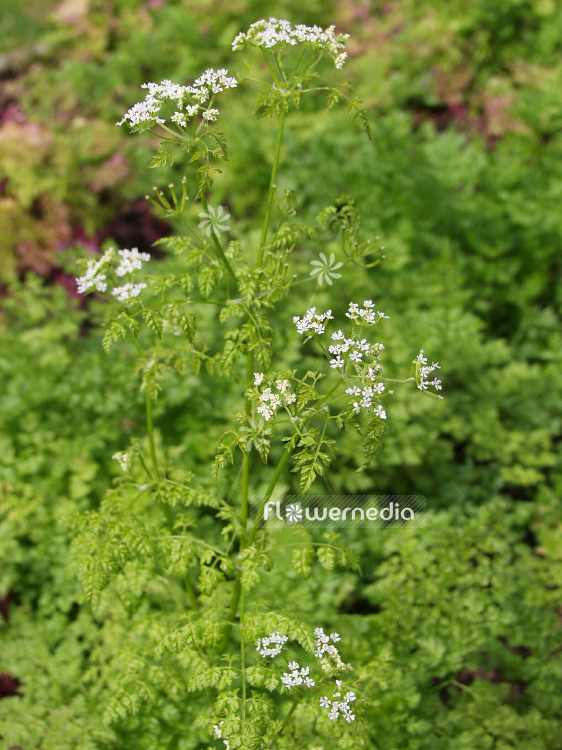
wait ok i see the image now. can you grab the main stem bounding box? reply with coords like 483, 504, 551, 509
257, 106, 286, 268
199, 190, 238, 284
240, 351, 254, 543
132, 335, 159, 477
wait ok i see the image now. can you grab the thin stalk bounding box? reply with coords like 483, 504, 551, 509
257, 106, 286, 267
216, 443, 292, 656
240, 351, 254, 543
240, 586, 247, 741
247, 446, 292, 546
276, 697, 301, 738
185, 574, 199, 612
132, 335, 160, 477
199, 190, 238, 283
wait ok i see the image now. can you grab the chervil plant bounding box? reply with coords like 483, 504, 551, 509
73, 19, 443, 749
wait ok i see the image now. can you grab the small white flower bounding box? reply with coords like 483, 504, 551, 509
232, 18, 349, 69
413, 349, 442, 393
75, 248, 114, 294
118, 70, 236, 129
254, 372, 264, 386
112, 451, 130, 472
171, 111, 188, 127
202, 108, 220, 122
112, 282, 146, 302
115, 247, 150, 276
256, 631, 289, 658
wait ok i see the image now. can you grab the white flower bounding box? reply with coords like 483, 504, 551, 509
232, 18, 349, 69
413, 349, 442, 393
330, 356, 344, 369
202, 108, 220, 122
171, 111, 188, 127
321, 682, 356, 722
293, 306, 332, 336
111, 282, 146, 302
115, 247, 150, 276
193, 68, 237, 93
75, 248, 114, 294
118, 69, 236, 129
112, 451, 130, 471
346, 300, 389, 324
256, 631, 288, 658
254, 372, 264, 386
281, 663, 316, 689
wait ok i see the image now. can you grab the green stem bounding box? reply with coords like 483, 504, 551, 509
247, 446, 292, 546
276, 697, 301, 738
240, 352, 254, 543
257, 106, 286, 267
240, 586, 247, 741
198, 191, 238, 284
185, 574, 199, 611
145, 390, 159, 477
132, 335, 160, 477
216, 443, 291, 656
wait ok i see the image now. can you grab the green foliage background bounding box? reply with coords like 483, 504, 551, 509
0, 0, 561, 748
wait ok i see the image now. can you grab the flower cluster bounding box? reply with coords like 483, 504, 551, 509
116, 248, 150, 276
212, 723, 230, 750
345, 365, 387, 417
281, 662, 315, 689
112, 282, 147, 302
117, 68, 237, 129
328, 330, 385, 369
75, 248, 114, 294
346, 300, 389, 324
76, 246, 150, 303
314, 627, 351, 672
319, 681, 356, 723
314, 628, 341, 658
292, 304, 390, 418
255, 631, 288, 658
112, 451, 130, 472
293, 307, 334, 336
232, 18, 349, 69
413, 349, 443, 392
256, 378, 296, 422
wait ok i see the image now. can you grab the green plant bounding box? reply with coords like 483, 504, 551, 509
66, 20, 444, 748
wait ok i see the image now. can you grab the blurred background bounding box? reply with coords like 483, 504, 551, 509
0, 1, 561, 748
